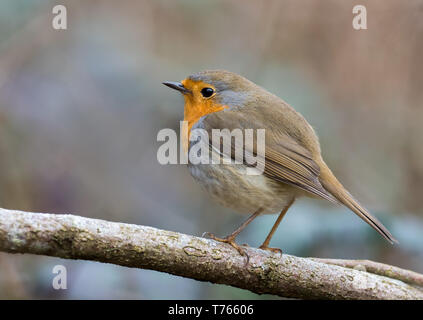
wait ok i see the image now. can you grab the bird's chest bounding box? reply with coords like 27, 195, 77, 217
186, 120, 295, 214
187, 154, 293, 214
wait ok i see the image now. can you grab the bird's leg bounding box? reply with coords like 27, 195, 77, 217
203, 208, 263, 257
259, 198, 295, 254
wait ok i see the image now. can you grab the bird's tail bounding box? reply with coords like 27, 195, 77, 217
318, 162, 398, 244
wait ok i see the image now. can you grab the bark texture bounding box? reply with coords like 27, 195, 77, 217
0, 208, 422, 299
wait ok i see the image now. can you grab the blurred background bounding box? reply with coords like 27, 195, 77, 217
0, 0, 422, 299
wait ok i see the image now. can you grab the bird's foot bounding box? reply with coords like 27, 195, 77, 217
259, 245, 283, 255
203, 232, 249, 260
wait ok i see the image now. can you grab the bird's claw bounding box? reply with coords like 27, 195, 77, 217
202, 232, 250, 264
259, 245, 283, 256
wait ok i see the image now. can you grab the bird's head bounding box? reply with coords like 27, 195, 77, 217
163, 70, 255, 133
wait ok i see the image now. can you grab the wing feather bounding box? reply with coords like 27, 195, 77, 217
201, 109, 338, 203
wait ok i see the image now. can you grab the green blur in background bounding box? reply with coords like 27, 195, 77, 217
0, 0, 422, 299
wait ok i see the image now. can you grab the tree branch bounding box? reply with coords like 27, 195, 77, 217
0, 208, 422, 299
310, 258, 423, 288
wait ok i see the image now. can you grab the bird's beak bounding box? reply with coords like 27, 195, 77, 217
162, 81, 191, 94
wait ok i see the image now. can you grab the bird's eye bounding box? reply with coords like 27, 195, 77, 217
201, 87, 214, 98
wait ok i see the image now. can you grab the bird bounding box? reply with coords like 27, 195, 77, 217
163, 69, 397, 257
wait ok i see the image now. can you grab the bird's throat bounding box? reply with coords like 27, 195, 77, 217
182, 97, 227, 152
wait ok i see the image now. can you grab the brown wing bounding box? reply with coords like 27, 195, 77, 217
201, 108, 338, 204
258, 139, 338, 203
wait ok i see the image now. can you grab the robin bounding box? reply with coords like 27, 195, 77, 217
163, 70, 397, 257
